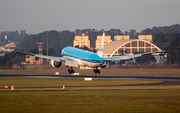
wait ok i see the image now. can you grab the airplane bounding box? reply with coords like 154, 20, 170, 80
16, 33, 165, 74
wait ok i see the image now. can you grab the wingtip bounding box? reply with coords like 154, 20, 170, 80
16, 51, 35, 56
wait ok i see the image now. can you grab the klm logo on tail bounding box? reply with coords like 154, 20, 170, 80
97, 33, 105, 57
99, 45, 103, 51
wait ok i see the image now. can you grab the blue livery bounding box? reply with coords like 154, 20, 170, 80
62, 46, 104, 63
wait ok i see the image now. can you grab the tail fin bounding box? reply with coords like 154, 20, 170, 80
97, 33, 105, 57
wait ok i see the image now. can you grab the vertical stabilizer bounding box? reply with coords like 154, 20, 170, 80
97, 33, 105, 57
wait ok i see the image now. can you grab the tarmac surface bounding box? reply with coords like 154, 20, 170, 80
1, 74, 180, 81
1, 74, 180, 91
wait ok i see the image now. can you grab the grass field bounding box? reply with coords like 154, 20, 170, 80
1, 90, 180, 113
0, 78, 180, 112
0, 78, 163, 89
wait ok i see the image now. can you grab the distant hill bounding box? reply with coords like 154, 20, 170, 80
140, 24, 180, 49
14, 24, 180, 51
17, 30, 75, 53
140, 24, 180, 35
0, 30, 28, 44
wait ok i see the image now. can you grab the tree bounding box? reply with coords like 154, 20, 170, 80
79, 45, 90, 51
134, 52, 156, 65
28, 48, 39, 54
43, 48, 59, 56
129, 29, 138, 39
0, 51, 25, 67
166, 36, 180, 64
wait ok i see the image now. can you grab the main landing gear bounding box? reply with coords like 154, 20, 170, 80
93, 68, 100, 74
68, 67, 75, 74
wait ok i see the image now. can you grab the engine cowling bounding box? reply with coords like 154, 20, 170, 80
51, 60, 62, 68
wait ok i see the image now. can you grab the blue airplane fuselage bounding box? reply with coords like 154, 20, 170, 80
61, 46, 104, 67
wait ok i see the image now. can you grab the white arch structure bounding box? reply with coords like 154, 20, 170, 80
103, 39, 162, 57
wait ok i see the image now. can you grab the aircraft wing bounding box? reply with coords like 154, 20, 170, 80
103, 51, 165, 61
16, 51, 79, 67
16, 51, 63, 61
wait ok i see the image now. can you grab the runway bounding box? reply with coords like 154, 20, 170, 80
1, 74, 180, 92
1, 74, 180, 81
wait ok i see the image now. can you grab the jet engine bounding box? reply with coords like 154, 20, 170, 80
51, 60, 62, 68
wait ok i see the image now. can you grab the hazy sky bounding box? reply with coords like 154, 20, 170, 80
0, 0, 180, 34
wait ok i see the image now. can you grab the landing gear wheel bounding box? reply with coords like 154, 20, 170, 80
68, 67, 75, 74
93, 68, 100, 74
97, 69, 100, 74
93, 69, 97, 74
68, 69, 71, 74
71, 69, 75, 73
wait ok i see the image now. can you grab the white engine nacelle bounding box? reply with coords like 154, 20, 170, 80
50, 60, 62, 68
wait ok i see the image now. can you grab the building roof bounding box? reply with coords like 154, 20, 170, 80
103, 39, 162, 57
103, 40, 131, 55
